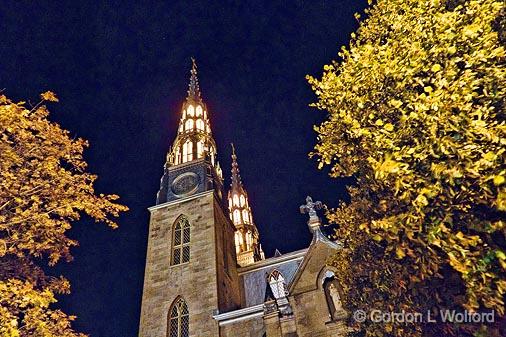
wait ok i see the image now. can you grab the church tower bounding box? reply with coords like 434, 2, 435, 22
228, 145, 264, 266
139, 59, 241, 337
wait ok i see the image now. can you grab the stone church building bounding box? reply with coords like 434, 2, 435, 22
139, 60, 347, 337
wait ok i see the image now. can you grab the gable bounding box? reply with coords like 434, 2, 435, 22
288, 230, 341, 295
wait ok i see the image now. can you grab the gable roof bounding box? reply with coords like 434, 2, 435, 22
288, 228, 342, 295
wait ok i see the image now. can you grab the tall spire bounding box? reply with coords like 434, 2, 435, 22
230, 143, 243, 192
228, 144, 264, 266
187, 57, 202, 103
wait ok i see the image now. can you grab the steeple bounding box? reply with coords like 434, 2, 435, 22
230, 144, 244, 194
187, 57, 202, 103
165, 58, 220, 172
228, 144, 264, 266
156, 59, 224, 205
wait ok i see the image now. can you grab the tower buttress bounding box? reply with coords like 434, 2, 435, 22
228, 144, 265, 266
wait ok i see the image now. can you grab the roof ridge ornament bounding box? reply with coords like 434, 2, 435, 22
299, 196, 323, 232
187, 57, 202, 102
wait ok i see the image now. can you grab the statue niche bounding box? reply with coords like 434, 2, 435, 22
322, 271, 345, 321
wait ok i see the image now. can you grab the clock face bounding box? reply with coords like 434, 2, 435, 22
171, 172, 199, 197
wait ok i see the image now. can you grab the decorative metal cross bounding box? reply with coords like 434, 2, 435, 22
299, 196, 322, 219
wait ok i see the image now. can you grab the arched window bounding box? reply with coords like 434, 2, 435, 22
187, 104, 194, 116
234, 232, 241, 253
240, 195, 246, 206
322, 270, 344, 321
233, 210, 241, 225
197, 141, 204, 158
168, 297, 189, 337
185, 119, 194, 131
196, 105, 203, 117
233, 195, 240, 206
172, 216, 190, 265
175, 148, 181, 165
268, 270, 287, 299
182, 140, 192, 163
245, 231, 252, 249
228, 198, 232, 209
196, 119, 204, 131
242, 210, 250, 224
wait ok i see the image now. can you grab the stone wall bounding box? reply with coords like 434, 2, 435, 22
139, 192, 221, 337
219, 316, 265, 337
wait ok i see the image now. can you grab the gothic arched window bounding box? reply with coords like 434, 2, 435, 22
196, 141, 204, 158
172, 216, 190, 265
196, 105, 203, 117
185, 119, 194, 132
187, 104, 194, 116
233, 209, 241, 225
240, 195, 246, 206
242, 210, 249, 224
233, 194, 240, 206
196, 119, 204, 131
182, 140, 193, 163
168, 297, 189, 337
268, 270, 287, 299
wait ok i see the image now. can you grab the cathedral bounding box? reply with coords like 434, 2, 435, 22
138, 60, 347, 337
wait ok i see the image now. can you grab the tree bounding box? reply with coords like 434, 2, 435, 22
0, 92, 128, 336
307, 0, 505, 336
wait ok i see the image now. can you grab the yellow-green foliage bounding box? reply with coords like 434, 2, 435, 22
0, 93, 128, 336
308, 0, 505, 336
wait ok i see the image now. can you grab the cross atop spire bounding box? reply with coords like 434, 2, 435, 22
187, 57, 202, 102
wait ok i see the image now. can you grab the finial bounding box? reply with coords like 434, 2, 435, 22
300, 196, 323, 231
230, 143, 242, 189
231, 143, 236, 158
187, 57, 202, 102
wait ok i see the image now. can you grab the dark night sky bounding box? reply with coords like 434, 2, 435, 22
1, 1, 367, 336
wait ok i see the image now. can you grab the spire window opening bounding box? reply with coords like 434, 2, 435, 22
242, 210, 249, 224
245, 231, 252, 249
185, 119, 194, 132
233, 210, 240, 225
234, 232, 241, 253
196, 105, 203, 117
240, 195, 246, 206
187, 105, 194, 117
197, 141, 204, 158
182, 141, 193, 163
175, 148, 181, 165
233, 195, 239, 207
196, 119, 204, 131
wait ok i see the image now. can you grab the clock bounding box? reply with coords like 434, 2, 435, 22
171, 172, 200, 197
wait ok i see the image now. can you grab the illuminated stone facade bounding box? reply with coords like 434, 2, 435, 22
138, 60, 347, 337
